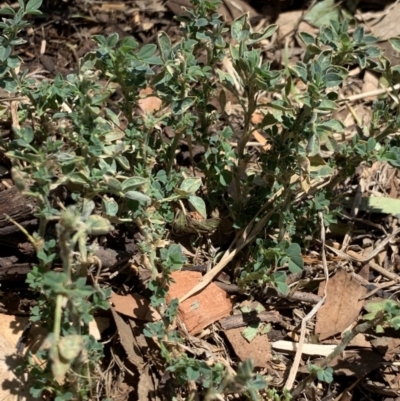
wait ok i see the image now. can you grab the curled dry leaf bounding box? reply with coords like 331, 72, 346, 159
315, 270, 367, 340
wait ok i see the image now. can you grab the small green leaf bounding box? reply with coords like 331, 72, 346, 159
242, 323, 260, 342
121, 176, 147, 191
188, 195, 207, 219
195, 18, 208, 27
86, 215, 114, 236
137, 44, 157, 59
389, 38, 400, 53
299, 31, 315, 45
103, 175, 122, 192
305, 0, 341, 28
124, 190, 151, 204
231, 14, 250, 42
248, 24, 278, 45
323, 73, 344, 87
171, 97, 196, 115
25, 0, 42, 13
102, 197, 118, 217
180, 177, 202, 194
306, 133, 320, 156
286, 243, 303, 273
158, 31, 172, 60
105, 108, 120, 126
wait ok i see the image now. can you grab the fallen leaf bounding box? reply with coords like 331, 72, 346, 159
110, 307, 145, 370
138, 87, 161, 113
225, 327, 271, 367
166, 271, 232, 334
110, 292, 161, 321
372, 3, 400, 41
315, 270, 367, 340
276, 11, 303, 38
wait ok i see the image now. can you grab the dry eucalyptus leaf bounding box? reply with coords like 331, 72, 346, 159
225, 327, 271, 367
315, 270, 367, 340
110, 292, 161, 321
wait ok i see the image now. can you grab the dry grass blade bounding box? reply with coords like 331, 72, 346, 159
285, 211, 329, 390
326, 227, 400, 264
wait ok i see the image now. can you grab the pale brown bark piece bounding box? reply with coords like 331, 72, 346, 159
225, 328, 271, 368
315, 270, 367, 340
166, 271, 232, 335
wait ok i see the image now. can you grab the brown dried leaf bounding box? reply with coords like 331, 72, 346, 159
315, 270, 367, 340
110, 307, 144, 369
138, 87, 161, 113
225, 327, 271, 368
110, 292, 161, 321
372, 4, 400, 40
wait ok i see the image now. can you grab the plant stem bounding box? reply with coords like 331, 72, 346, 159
290, 313, 385, 398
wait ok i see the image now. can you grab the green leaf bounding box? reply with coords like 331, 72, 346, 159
195, 18, 208, 27
105, 108, 120, 126
86, 215, 114, 235
242, 323, 259, 342
186, 366, 200, 381
286, 243, 303, 273
322, 73, 343, 87
299, 31, 315, 45
231, 14, 250, 42
0, 46, 11, 62
102, 197, 118, 217
0, 6, 15, 15
116, 155, 130, 170
25, 0, 42, 13
171, 97, 196, 115
124, 190, 151, 204
318, 119, 344, 132
103, 175, 122, 192
180, 177, 202, 194
121, 176, 147, 191
188, 195, 207, 219
248, 24, 278, 45
305, 0, 341, 28
137, 44, 157, 59
158, 31, 172, 60
306, 133, 320, 156
107, 33, 119, 47
389, 38, 400, 53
